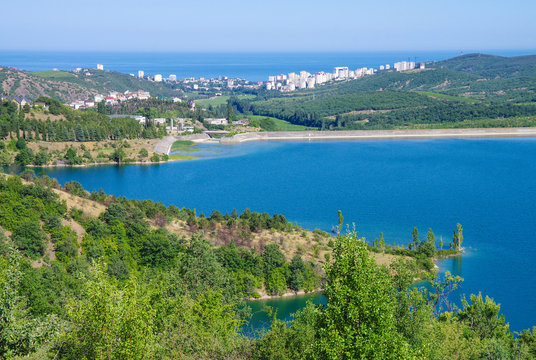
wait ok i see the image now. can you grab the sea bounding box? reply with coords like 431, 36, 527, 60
32, 138, 536, 332
1, 50, 534, 81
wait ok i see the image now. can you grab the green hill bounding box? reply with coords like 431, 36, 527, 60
0, 67, 181, 102
431, 53, 536, 78
230, 53, 536, 128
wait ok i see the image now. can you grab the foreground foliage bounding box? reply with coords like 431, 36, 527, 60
0, 174, 535, 359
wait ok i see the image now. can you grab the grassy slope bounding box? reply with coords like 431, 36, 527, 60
196, 95, 255, 108
31, 70, 77, 80
246, 115, 317, 131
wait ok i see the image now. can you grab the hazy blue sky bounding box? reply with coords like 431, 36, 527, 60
3, 0, 535, 51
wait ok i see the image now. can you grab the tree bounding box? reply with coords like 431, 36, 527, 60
419, 228, 436, 258
0, 250, 61, 358
457, 293, 510, 341
456, 223, 463, 249
379, 232, 386, 250
288, 254, 305, 291
262, 243, 286, 277
12, 220, 46, 259
226, 102, 236, 122
60, 263, 156, 359
337, 210, 343, 235
75, 124, 85, 141
64, 147, 78, 164
109, 146, 125, 163
14, 148, 34, 166
15, 137, 26, 150
410, 227, 419, 250
451, 223, 463, 250
314, 232, 410, 359
138, 148, 149, 158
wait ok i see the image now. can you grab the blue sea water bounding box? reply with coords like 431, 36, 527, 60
35, 138, 536, 332
0, 50, 534, 81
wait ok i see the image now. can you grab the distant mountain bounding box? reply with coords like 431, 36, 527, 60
0, 67, 181, 102
431, 53, 536, 78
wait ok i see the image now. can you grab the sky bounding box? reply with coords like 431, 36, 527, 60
2, 0, 535, 52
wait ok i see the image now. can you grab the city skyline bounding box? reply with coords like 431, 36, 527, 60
1, 0, 535, 52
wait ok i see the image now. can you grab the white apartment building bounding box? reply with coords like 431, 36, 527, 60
394, 61, 416, 72
97, 64, 104, 70
154, 74, 163, 82
138, 70, 144, 79
334, 67, 349, 79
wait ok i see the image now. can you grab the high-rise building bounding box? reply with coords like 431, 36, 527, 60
154, 74, 162, 82
138, 70, 144, 79
97, 64, 104, 70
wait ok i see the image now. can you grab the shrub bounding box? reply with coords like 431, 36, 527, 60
12, 220, 46, 259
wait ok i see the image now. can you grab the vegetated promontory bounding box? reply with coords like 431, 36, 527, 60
1, 172, 535, 359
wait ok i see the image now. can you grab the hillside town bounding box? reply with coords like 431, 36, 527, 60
69, 90, 152, 110
265, 60, 425, 92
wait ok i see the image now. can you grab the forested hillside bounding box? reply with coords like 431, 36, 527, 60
432, 53, 536, 78
230, 53, 536, 129
0, 67, 181, 102
1, 173, 535, 359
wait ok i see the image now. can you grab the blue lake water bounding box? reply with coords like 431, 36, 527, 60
35, 138, 536, 332
1, 50, 533, 81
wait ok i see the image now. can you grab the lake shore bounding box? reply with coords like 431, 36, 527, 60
219, 127, 536, 144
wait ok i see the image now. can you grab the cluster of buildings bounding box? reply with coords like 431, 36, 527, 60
70, 90, 151, 109
134, 68, 261, 92
265, 60, 425, 92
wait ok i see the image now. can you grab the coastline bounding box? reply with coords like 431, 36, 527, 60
219, 127, 536, 144
10, 128, 536, 169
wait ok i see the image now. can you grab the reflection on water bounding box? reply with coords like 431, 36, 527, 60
451, 255, 463, 274
242, 293, 326, 336
170, 141, 278, 160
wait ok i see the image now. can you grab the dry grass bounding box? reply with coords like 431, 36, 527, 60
160, 219, 332, 264
25, 109, 66, 122
372, 252, 409, 267
53, 188, 106, 218
26, 138, 161, 165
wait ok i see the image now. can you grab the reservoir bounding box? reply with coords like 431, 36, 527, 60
38, 138, 536, 332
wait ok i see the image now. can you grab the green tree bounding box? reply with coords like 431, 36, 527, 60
14, 148, 34, 166
419, 228, 436, 258
109, 146, 125, 163
457, 293, 510, 341
456, 223, 463, 249
266, 267, 288, 296
12, 220, 46, 259
262, 243, 286, 277
314, 232, 410, 359
60, 263, 156, 359
138, 148, 149, 158
15, 137, 26, 150
226, 102, 236, 122
379, 232, 385, 250
410, 226, 419, 250
288, 254, 305, 291
337, 210, 344, 235
0, 250, 62, 358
